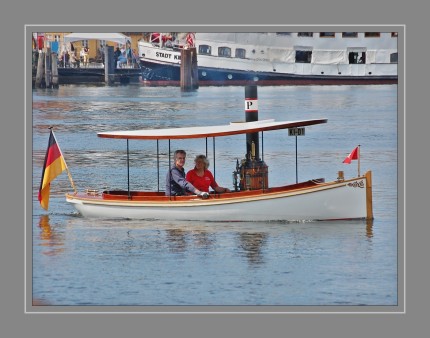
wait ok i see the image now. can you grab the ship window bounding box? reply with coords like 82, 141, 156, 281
218, 46, 231, 57
348, 52, 366, 64
295, 50, 312, 63
392, 32, 398, 37
276, 32, 292, 36
390, 53, 398, 63
365, 32, 380, 37
198, 44, 212, 55
298, 32, 313, 37
342, 32, 358, 38
320, 32, 335, 38
235, 48, 246, 59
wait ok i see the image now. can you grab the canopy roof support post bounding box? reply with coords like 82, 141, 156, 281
168, 139, 171, 201
261, 131, 264, 162
213, 137, 216, 180
295, 135, 298, 184
127, 139, 131, 199
157, 140, 160, 192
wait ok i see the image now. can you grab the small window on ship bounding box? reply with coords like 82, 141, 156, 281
199, 45, 212, 55
320, 32, 335, 38
218, 47, 232, 57
342, 32, 358, 38
235, 48, 246, 59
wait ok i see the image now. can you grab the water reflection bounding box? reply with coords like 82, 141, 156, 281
366, 219, 374, 239
237, 232, 267, 265
165, 228, 188, 253
37, 215, 65, 256
190, 230, 216, 251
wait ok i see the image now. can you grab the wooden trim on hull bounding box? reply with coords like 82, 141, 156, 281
67, 178, 326, 205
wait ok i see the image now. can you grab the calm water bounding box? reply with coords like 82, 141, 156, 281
32, 84, 398, 307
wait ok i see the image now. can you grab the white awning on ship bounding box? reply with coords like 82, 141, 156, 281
268, 48, 296, 62
98, 118, 328, 140
312, 50, 347, 64
63, 33, 131, 45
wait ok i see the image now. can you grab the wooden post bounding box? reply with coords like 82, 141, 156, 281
104, 45, 115, 85
35, 51, 45, 88
51, 52, 59, 88
44, 47, 52, 88
180, 48, 191, 91
180, 47, 198, 91
365, 170, 373, 220
191, 47, 199, 89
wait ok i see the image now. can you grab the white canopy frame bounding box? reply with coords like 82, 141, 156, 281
63, 33, 131, 45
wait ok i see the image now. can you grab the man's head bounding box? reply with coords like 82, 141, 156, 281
174, 150, 186, 168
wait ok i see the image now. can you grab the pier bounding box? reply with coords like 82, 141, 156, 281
33, 48, 142, 87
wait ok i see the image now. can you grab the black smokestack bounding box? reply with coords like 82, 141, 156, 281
245, 85, 259, 160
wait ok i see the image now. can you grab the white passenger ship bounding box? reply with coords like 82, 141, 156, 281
138, 32, 398, 86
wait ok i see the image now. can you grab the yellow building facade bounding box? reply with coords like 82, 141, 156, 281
35, 32, 148, 61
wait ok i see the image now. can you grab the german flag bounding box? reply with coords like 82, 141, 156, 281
38, 130, 67, 210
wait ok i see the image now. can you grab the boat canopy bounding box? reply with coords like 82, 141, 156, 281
98, 118, 327, 140
63, 33, 131, 45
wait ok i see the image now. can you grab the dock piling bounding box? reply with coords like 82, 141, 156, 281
51, 52, 59, 88
104, 46, 115, 85
180, 47, 198, 91
35, 51, 45, 88
44, 47, 52, 88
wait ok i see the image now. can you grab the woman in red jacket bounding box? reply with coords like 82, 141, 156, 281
186, 155, 231, 194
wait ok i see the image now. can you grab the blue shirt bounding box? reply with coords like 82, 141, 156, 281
165, 166, 197, 196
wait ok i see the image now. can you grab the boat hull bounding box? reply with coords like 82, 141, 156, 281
56, 67, 142, 84
66, 173, 373, 222
140, 60, 397, 86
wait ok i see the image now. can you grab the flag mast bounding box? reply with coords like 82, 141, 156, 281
358, 144, 361, 177
50, 127, 77, 195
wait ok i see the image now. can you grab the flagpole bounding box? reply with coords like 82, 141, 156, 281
50, 128, 78, 195
358, 144, 361, 177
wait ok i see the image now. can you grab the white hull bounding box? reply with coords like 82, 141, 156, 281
66, 174, 372, 222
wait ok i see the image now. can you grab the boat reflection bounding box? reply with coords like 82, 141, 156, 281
165, 228, 188, 253
38, 215, 65, 256
237, 232, 267, 265
366, 218, 374, 239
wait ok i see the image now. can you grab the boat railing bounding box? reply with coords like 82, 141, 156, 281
98, 178, 327, 202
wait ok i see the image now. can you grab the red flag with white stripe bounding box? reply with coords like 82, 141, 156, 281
343, 146, 359, 164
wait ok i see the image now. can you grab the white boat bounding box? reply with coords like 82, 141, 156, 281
65, 117, 373, 222
138, 32, 398, 86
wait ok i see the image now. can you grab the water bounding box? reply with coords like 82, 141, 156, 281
32, 84, 398, 306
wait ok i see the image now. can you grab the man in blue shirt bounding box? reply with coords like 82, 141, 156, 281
165, 150, 208, 198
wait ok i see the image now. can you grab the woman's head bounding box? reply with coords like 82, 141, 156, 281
194, 154, 209, 169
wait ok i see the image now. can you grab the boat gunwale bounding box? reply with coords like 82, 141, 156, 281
65, 175, 369, 207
